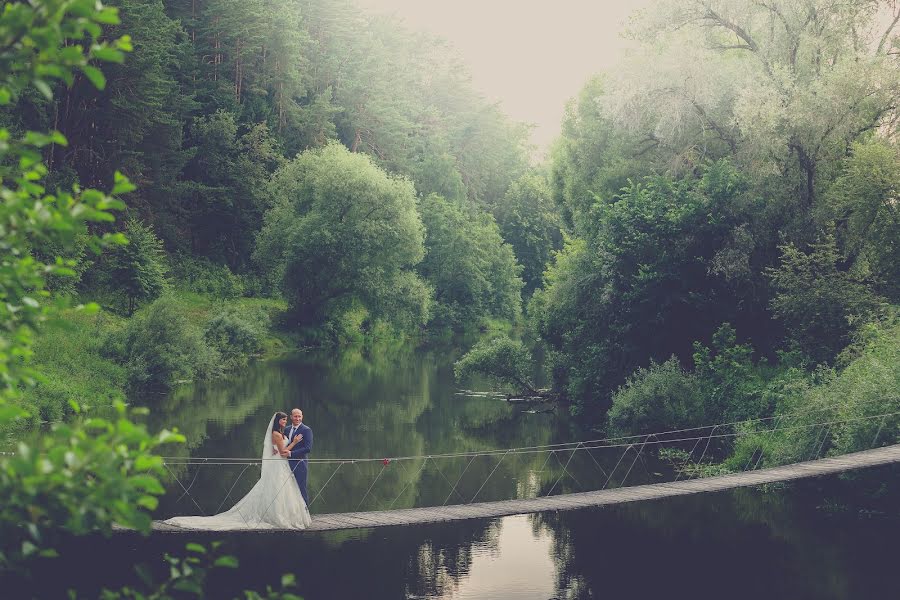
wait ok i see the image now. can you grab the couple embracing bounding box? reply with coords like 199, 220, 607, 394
165, 408, 313, 530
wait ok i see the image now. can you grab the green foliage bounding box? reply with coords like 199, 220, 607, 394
549, 76, 653, 232
179, 112, 284, 267
723, 316, 900, 469
0, 401, 183, 576
532, 162, 757, 416
1, 0, 131, 406
823, 139, 900, 300
171, 255, 246, 299
106, 296, 221, 391
19, 309, 127, 427
454, 336, 535, 393
692, 324, 768, 422
608, 357, 704, 436
256, 142, 430, 332
0, 4, 301, 597
0, 1, 131, 107
204, 306, 268, 370
100, 543, 302, 600
112, 218, 169, 316
418, 194, 523, 330
827, 316, 900, 455
494, 172, 563, 295
768, 234, 884, 364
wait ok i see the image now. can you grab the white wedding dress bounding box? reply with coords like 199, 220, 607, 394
164, 414, 312, 530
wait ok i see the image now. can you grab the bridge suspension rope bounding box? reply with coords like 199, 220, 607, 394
156, 404, 899, 520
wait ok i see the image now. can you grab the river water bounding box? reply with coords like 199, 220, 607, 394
60, 343, 900, 598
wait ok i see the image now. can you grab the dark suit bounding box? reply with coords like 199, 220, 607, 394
285, 422, 313, 505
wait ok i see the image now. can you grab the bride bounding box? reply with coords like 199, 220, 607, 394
164, 412, 312, 530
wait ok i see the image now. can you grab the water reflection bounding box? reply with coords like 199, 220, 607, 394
75, 344, 898, 600
48, 472, 900, 599
151, 343, 581, 519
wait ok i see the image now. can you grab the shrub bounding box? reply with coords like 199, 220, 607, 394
106, 296, 221, 391
454, 336, 536, 393
692, 323, 769, 422
204, 306, 268, 369
171, 255, 245, 299
608, 357, 705, 435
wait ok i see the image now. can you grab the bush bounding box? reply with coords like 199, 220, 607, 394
105, 296, 221, 391
171, 255, 245, 299
608, 357, 705, 435
829, 317, 900, 454
692, 323, 769, 422
454, 336, 536, 393
204, 306, 268, 369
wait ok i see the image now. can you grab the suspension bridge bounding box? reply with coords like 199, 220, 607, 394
154, 402, 900, 533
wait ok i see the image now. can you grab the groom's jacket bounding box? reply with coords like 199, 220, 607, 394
285, 423, 312, 459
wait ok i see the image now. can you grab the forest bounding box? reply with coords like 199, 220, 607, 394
1, 0, 899, 596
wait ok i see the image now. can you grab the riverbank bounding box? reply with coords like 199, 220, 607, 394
13, 292, 292, 433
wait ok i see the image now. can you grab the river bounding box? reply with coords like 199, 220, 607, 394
58, 342, 900, 598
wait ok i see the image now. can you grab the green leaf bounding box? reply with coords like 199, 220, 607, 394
34, 79, 53, 100
95, 8, 121, 25
136, 495, 158, 510
91, 47, 124, 63
185, 543, 206, 554
112, 171, 136, 194
80, 65, 106, 90
130, 474, 165, 494
213, 555, 239, 569
0, 405, 28, 423
50, 131, 68, 146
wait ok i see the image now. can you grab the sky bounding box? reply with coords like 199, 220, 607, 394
355, 0, 654, 155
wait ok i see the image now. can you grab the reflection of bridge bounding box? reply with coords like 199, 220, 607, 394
154, 406, 900, 532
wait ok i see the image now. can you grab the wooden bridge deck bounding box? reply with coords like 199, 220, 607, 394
153, 443, 900, 533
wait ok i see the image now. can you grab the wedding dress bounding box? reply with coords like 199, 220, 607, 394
164, 414, 312, 530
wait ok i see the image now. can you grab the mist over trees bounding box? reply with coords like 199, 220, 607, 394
538, 0, 900, 432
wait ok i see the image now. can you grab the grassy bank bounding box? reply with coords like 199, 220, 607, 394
15, 292, 291, 432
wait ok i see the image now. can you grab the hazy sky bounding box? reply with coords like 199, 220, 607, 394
355, 0, 653, 154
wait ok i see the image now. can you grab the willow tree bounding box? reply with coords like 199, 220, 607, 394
607, 0, 900, 207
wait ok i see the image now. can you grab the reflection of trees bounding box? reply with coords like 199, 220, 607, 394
148, 362, 293, 516
529, 478, 898, 599
150, 339, 676, 520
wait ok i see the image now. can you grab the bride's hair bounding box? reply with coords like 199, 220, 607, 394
273, 412, 287, 431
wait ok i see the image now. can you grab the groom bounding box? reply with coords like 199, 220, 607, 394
282, 408, 313, 505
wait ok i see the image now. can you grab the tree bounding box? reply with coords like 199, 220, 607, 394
180, 110, 284, 267
823, 139, 900, 300
255, 142, 430, 330
0, 0, 168, 578
417, 194, 523, 329
494, 171, 563, 295
532, 162, 760, 416
112, 218, 169, 315
608, 0, 900, 208
767, 235, 884, 364
0, 0, 132, 405
0, 4, 300, 596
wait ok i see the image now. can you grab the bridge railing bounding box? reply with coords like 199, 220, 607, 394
157, 396, 899, 517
